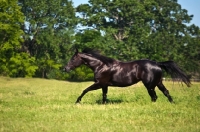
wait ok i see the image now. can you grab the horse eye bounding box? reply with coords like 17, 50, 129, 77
71, 58, 74, 61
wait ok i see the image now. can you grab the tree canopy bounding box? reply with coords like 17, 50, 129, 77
18, 0, 77, 78
0, 0, 37, 77
0, 0, 199, 80
75, 0, 200, 79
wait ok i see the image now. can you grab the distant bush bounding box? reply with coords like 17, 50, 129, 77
47, 65, 94, 81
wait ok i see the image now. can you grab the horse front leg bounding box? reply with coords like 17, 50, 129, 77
76, 83, 101, 104
102, 86, 108, 104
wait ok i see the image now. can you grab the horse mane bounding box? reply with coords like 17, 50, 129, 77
82, 48, 115, 66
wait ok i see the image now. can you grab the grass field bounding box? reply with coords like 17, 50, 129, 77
0, 77, 199, 132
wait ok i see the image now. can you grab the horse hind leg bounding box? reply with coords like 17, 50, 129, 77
143, 82, 158, 102
148, 88, 158, 102
157, 81, 173, 103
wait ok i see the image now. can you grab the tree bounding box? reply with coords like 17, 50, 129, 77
0, 0, 37, 77
76, 0, 200, 78
76, 0, 155, 60
144, 0, 200, 76
179, 25, 200, 78
19, 0, 77, 78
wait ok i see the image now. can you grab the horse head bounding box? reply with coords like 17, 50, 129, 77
64, 48, 84, 72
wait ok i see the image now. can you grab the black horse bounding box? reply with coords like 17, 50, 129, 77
64, 48, 191, 104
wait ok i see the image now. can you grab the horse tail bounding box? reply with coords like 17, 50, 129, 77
158, 61, 191, 87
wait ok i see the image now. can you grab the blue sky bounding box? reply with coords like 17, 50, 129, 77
72, 0, 200, 27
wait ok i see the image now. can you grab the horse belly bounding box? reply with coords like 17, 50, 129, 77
108, 63, 141, 87
109, 75, 140, 87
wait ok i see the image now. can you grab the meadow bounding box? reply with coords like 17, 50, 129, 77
0, 77, 199, 132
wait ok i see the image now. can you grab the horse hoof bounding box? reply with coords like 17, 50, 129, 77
102, 102, 107, 105
75, 101, 81, 105
170, 101, 175, 104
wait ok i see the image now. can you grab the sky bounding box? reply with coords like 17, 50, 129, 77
72, 0, 200, 27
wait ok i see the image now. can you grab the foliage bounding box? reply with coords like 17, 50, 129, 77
0, 0, 37, 77
75, 0, 200, 79
0, 0, 200, 80
76, 0, 154, 60
18, 0, 77, 78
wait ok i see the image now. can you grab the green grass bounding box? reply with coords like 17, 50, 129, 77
0, 77, 199, 132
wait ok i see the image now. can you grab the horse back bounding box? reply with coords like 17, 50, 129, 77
110, 60, 162, 86
94, 59, 162, 87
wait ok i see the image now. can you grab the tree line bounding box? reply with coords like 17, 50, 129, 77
0, 0, 199, 80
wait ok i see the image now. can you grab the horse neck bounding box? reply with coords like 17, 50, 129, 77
80, 53, 103, 71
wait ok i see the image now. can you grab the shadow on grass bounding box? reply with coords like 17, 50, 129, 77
95, 99, 124, 105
